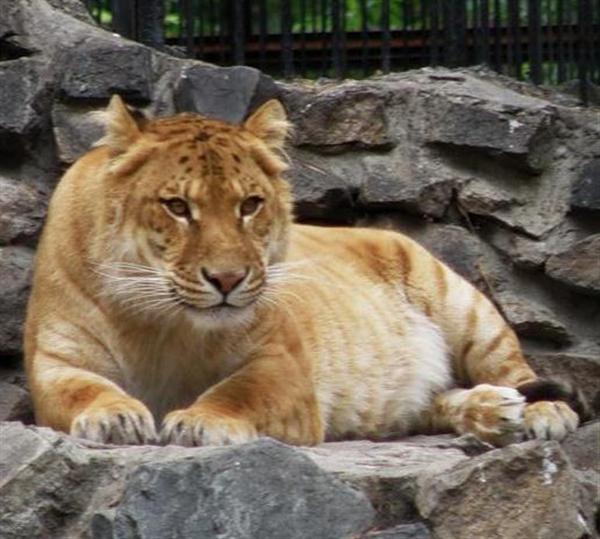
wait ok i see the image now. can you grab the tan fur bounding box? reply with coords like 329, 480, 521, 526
24, 96, 578, 447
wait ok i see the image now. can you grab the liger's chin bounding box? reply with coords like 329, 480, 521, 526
182, 301, 258, 331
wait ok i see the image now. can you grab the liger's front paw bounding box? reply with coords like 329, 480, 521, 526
160, 407, 259, 447
523, 401, 579, 441
459, 384, 526, 446
71, 398, 157, 445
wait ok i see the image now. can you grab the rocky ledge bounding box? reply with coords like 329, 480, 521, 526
1, 420, 598, 539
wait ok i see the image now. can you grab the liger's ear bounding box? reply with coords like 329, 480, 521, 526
243, 99, 290, 152
95, 95, 142, 154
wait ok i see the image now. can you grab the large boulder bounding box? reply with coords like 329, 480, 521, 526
0, 422, 374, 539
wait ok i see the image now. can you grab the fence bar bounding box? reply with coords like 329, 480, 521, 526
360, 0, 369, 75
320, 0, 329, 75
299, 0, 307, 76
331, 0, 343, 77
508, 0, 522, 79
528, 0, 542, 83
381, 0, 391, 73
183, 0, 194, 57
430, 0, 440, 65
281, 0, 294, 78
196, 0, 204, 59
112, 0, 135, 39
578, 0, 593, 104
480, 0, 490, 66
444, 1, 467, 67
258, 0, 267, 71
231, 0, 245, 65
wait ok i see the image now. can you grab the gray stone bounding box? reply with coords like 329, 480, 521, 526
302, 438, 470, 527
283, 83, 395, 152
0, 58, 48, 155
561, 420, 600, 472
108, 439, 374, 539
526, 351, 600, 414
0, 176, 48, 245
0, 423, 375, 539
288, 149, 357, 222
571, 158, 600, 213
546, 234, 600, 296
0, 246, 35, 356
419, 75, 556, 174
358, 153, 454, 218
60, 37, 153, 103
0, 382, 33, 423
174, 64, 279, 124
0, 363, 28, 388
52, 102, 105, 163
45, 0, 95, 24
482, 225, 548, 270
494, 290, 572, 345
416, 441, 592, 539
0, 422, 129, 539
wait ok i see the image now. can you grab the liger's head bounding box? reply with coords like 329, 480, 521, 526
94, 95, 293, 327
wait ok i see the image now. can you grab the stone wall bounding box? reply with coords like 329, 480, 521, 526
0, 1, 599, 537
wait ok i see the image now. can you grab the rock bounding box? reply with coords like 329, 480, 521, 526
107, 441, 374, 539
419, 78, 556, 174
59, 37, 153, 103
0, 363, 31, 423
0, 422, 128, 539
174, 64, 280, 124
494, 290, 572, 345
561, 420, 600, 472
0, 382, 33, 423
302, 438, 470, 527
0, 362, 28, 388
357, 153, 454, 219
458, 180, 520, 216
545, 234, 600, 296
526, 351, 600, 413
571, 158, 600, 214
362, 523, 432, 538
0, 176, 48, 245
416, 441, 592, 539
0, 1, 121, 69
1, 422, 598, 539
0, 58, 48, 156
0, 422, 374, 539
283, 83, 395, 153
51, 102, 105, 163
481, 225, 548, 270
0, 246, 34, 356
45, 0, 95, 24
288, 149, 357, 222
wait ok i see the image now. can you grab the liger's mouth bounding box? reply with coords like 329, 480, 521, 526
178, 297, 254, 313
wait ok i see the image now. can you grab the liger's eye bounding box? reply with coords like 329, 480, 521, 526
160, 198, 191, 219
240, 196, 264, 217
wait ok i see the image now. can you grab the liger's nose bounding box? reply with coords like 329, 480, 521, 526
202, 268, 248, 294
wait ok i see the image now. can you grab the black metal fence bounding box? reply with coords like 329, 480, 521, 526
85, 1, 600, 102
